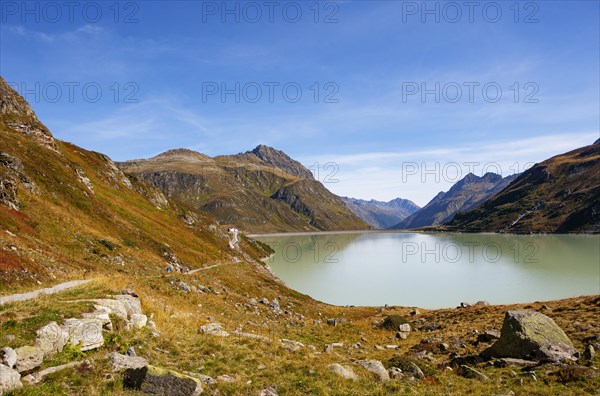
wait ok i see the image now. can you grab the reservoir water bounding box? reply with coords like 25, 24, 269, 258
253, 232, 600, 308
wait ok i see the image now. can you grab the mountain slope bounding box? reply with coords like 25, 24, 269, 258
447, 142, 600, 233
393, 173, 518, 229
341, 197, 420, 228
0, 76, 271, 286
118, 148, 368, 233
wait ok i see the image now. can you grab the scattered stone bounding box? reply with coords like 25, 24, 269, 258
553, 365, 600, 383
61, 318, 104, 351
113, 294, 143, 316
396, 332, 409, 340
460, 302, 472, 308
482, 310, 577, 362
259, 386, 278, 396
0, 364, 22, 393
127, 314, 148, 330
258, 298, 270, 305
126, 347, 137, 357
232, 331, 270, 341
1, 347, 17, 368
124, 365, 202, 396
409, 309, 420, 316
326, 318, 347, 327
583, 345, 595, 360
14, 346, 44, 373
374, 345, 385, 351
493, 358, 538, 368
109, 352, 148, 372
327, 363, 358, 380
398, 323, 411, 332
421, 323, 442, 331
199, 323, 229, 337
92, 299, 129, 320
120, 289, 139, 298
185, 372, 217, 385
388, 367, 403, 379
82, 310, 113, 331
281, 339, 305, 348
457, 365, 489, 381
22, 361, 83, 385
324, 343, 343, 353
35, 321, 69, 355
405, 362, 424, 379
356, 360, 390, 382
475, 301, 490, 306
282, 344, 300, 352
385, 345, 399, 350
217, 374, 236, 383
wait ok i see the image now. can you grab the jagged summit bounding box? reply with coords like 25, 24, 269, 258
246, 144, 315, 180
0, 76, 57, 151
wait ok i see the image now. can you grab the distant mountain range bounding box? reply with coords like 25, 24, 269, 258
393, 173, 518, 229
341, 197, 420, 229
117, 147, 369, 233
446, 141, 600, 233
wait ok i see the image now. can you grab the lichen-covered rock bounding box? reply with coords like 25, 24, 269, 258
36, 321, 69, 355
92, 299, 129, 320
482, 310, 577, 362
199, 323, 229, 337
82, 309, 113, 331
356, 360, 390, 382
327, 363, 358, 380
124, 365, 202, 396
61, 318, 104, 351
457, 365, 489, 381
0, 364, 22, 393
14, 346, 43, 373
112, 294, 143, 316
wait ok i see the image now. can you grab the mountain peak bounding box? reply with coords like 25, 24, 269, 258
248, 144, 314, 180
0, 76, 57, 151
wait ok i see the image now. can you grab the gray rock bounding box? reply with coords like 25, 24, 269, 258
199, 323, 229, 337
405, 362, 424, 379
482, 310, 577, 362
356, 360, 390, 382
113, 294, 143, 317
388, 367, 403, 379
22, 361, 83, 385
36, 321, 69, 355
327, 363, 358, 380
584, 345, 595, 360
259, 386, 279, 396
217, 374, 235, 383
61, 318, 104, 351
457, 365, 489, 381
396, 332, 409, 340
124, 365, 202, 396
1, 347, 17, 368
109, 352, 148, 372
0, 364, 22, 393
477, 330, 501, 343
92, 299, 129, 320
398, 323, 411, 332
126, 347, 137, 357
82, 309, 113, 331
126, 314, 148, 330
494, 358, 538, 368
185, 372, 217, 385
14, 346, 44, 373
258, 298, 270, 305
326, 318, 347, 326
120, 289, 139, 298
476, 301, 490, 306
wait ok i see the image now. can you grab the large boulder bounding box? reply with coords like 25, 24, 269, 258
328, 363, 358, 380
356, 360, 390, 382
0, 364, 22, 393
124, 365, 202, 396
36, 321, 69, 355
14, 346, 44, 373
126, 314, 148, 330
92, 299, 129, 320
482, 310, 577, 362
112, 295, 143, 316
61, 318, 104, 351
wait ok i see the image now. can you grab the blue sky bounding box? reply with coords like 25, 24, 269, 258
1, 1, 599, 205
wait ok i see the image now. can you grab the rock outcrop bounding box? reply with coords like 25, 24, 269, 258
123, 365, 203, 396
482, 310, 577, 362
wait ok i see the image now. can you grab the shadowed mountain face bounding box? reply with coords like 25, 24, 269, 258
447, 141, 600, 233
117, 148, 368, 233
341, 197, 420, 229
393, 173, 518, 229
